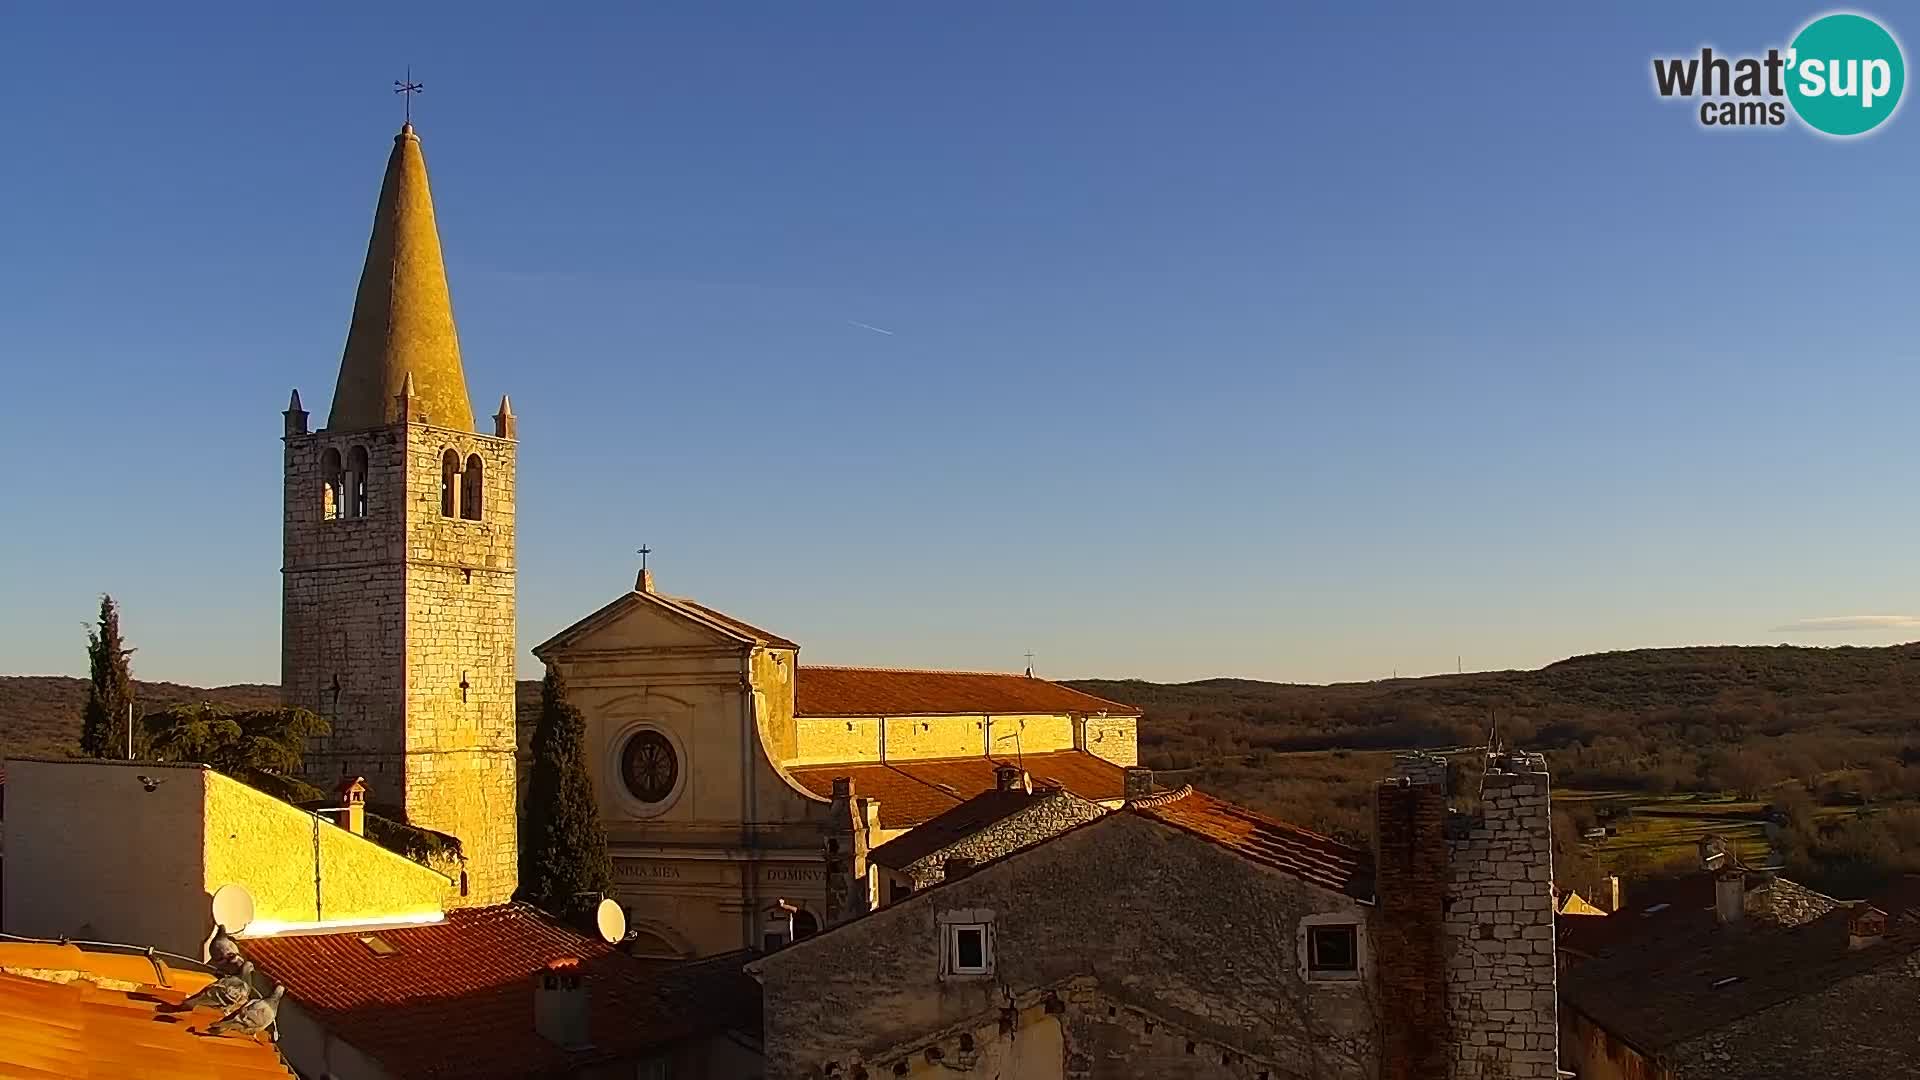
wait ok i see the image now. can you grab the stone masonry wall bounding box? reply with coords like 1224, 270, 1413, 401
1443, 753, 1558, 1079
283, 415, 518, 907
400, 422, 517, 906
1081, 715, 1138, 767
756, 812, 1378, 1080
284, 425, 412, 782
901, 788, 1107, 889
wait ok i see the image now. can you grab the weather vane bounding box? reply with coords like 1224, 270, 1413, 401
394, 67, 424, 124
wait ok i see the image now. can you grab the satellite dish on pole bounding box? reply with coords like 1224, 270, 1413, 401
595, 898, 627, 944
211, 884, 256, 935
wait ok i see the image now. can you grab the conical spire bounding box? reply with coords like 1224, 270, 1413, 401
327, 123, 475, 431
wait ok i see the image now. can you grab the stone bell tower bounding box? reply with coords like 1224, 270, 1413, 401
281, 122, 519, 906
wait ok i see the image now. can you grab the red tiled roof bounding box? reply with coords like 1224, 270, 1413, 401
787, 750, 1129, 828
243, 904, 713, 1080
0, 942, 294, 1079
795, 666, 1139, 718
1130, 788, 1374, 900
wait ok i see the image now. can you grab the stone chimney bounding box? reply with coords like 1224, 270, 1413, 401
1439, 750, 1559, 1079
1122, 767, 1155, 801
1847, 905, 1887, 950
824, 777, 871, 926
944, 856, 976, 880
333, 776, 367, 836
1714, 868, 1746, 927
534, 958, 591, 1050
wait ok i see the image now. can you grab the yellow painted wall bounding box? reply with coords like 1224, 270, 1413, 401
202, 768, 450, 930
790, 717, 884, 764
2, 759, 450, 960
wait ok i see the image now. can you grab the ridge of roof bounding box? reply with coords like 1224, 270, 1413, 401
794, 666, 1142, 718
1129, 788, 1374, 900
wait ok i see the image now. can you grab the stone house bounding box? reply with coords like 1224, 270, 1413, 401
749, 750, 1561, 1080
867, 764, 1109, 901
1559, 868, 1920, 1079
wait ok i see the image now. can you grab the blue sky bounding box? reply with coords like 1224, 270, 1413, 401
2, 3, 1915, 686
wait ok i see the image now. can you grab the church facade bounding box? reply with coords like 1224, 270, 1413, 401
535, 578, 1142, 959
281, 122, 521, 907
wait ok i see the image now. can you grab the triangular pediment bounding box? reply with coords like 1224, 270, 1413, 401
534, 590, 765, 658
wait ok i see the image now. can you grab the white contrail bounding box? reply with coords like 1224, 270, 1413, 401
847, 320, 896, 336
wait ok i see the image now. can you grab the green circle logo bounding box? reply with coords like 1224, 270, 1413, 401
1787, 13, 1905, 136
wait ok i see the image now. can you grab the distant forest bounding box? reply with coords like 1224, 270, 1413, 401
7, 643, 1919, 895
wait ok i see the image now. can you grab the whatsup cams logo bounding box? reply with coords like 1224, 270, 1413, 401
1653, 11, 1905, 136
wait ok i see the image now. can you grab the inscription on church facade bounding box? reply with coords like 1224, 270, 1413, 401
615, 861, 684, 882
763, 867, 824, 883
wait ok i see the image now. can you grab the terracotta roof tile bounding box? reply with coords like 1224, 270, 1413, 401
1130, 788, 1375, 900
795, 666, 1140, 718
243, 904, 715, 1080
0, 942, 294, 1079
787, 750, 1129, 829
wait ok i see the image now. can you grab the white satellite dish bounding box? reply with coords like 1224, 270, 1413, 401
211, 883, 256, 934
595, 898, 627, 945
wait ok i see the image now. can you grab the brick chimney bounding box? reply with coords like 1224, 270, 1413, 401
333, 776, 367, 836
1122, 767, 1155, 801
534, 958, 591, 1050
1372, 775, 1450, 1080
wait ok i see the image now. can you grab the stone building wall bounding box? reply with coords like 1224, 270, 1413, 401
754, 812, 1378, 1080
1442, 752, 1558, 1079
283, 415, 519, 907
398, 422, 518, 906
898, 789, 1108, 889
1080, 714, 1139, 767
283, 424, 411, 777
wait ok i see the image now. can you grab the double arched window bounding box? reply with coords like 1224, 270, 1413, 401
462, 455, 484, 520
440, 449, 486, 520
320, 446, 370, 520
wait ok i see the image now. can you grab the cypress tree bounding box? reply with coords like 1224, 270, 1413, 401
80, 594, 137, 758
517, 664, 614, 915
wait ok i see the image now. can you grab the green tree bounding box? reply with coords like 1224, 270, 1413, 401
518, 665, 613, 914
80, 595, 137, 758
140, 703, 330, 775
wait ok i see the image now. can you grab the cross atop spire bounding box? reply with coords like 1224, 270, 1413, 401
394, 68, 424, 126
